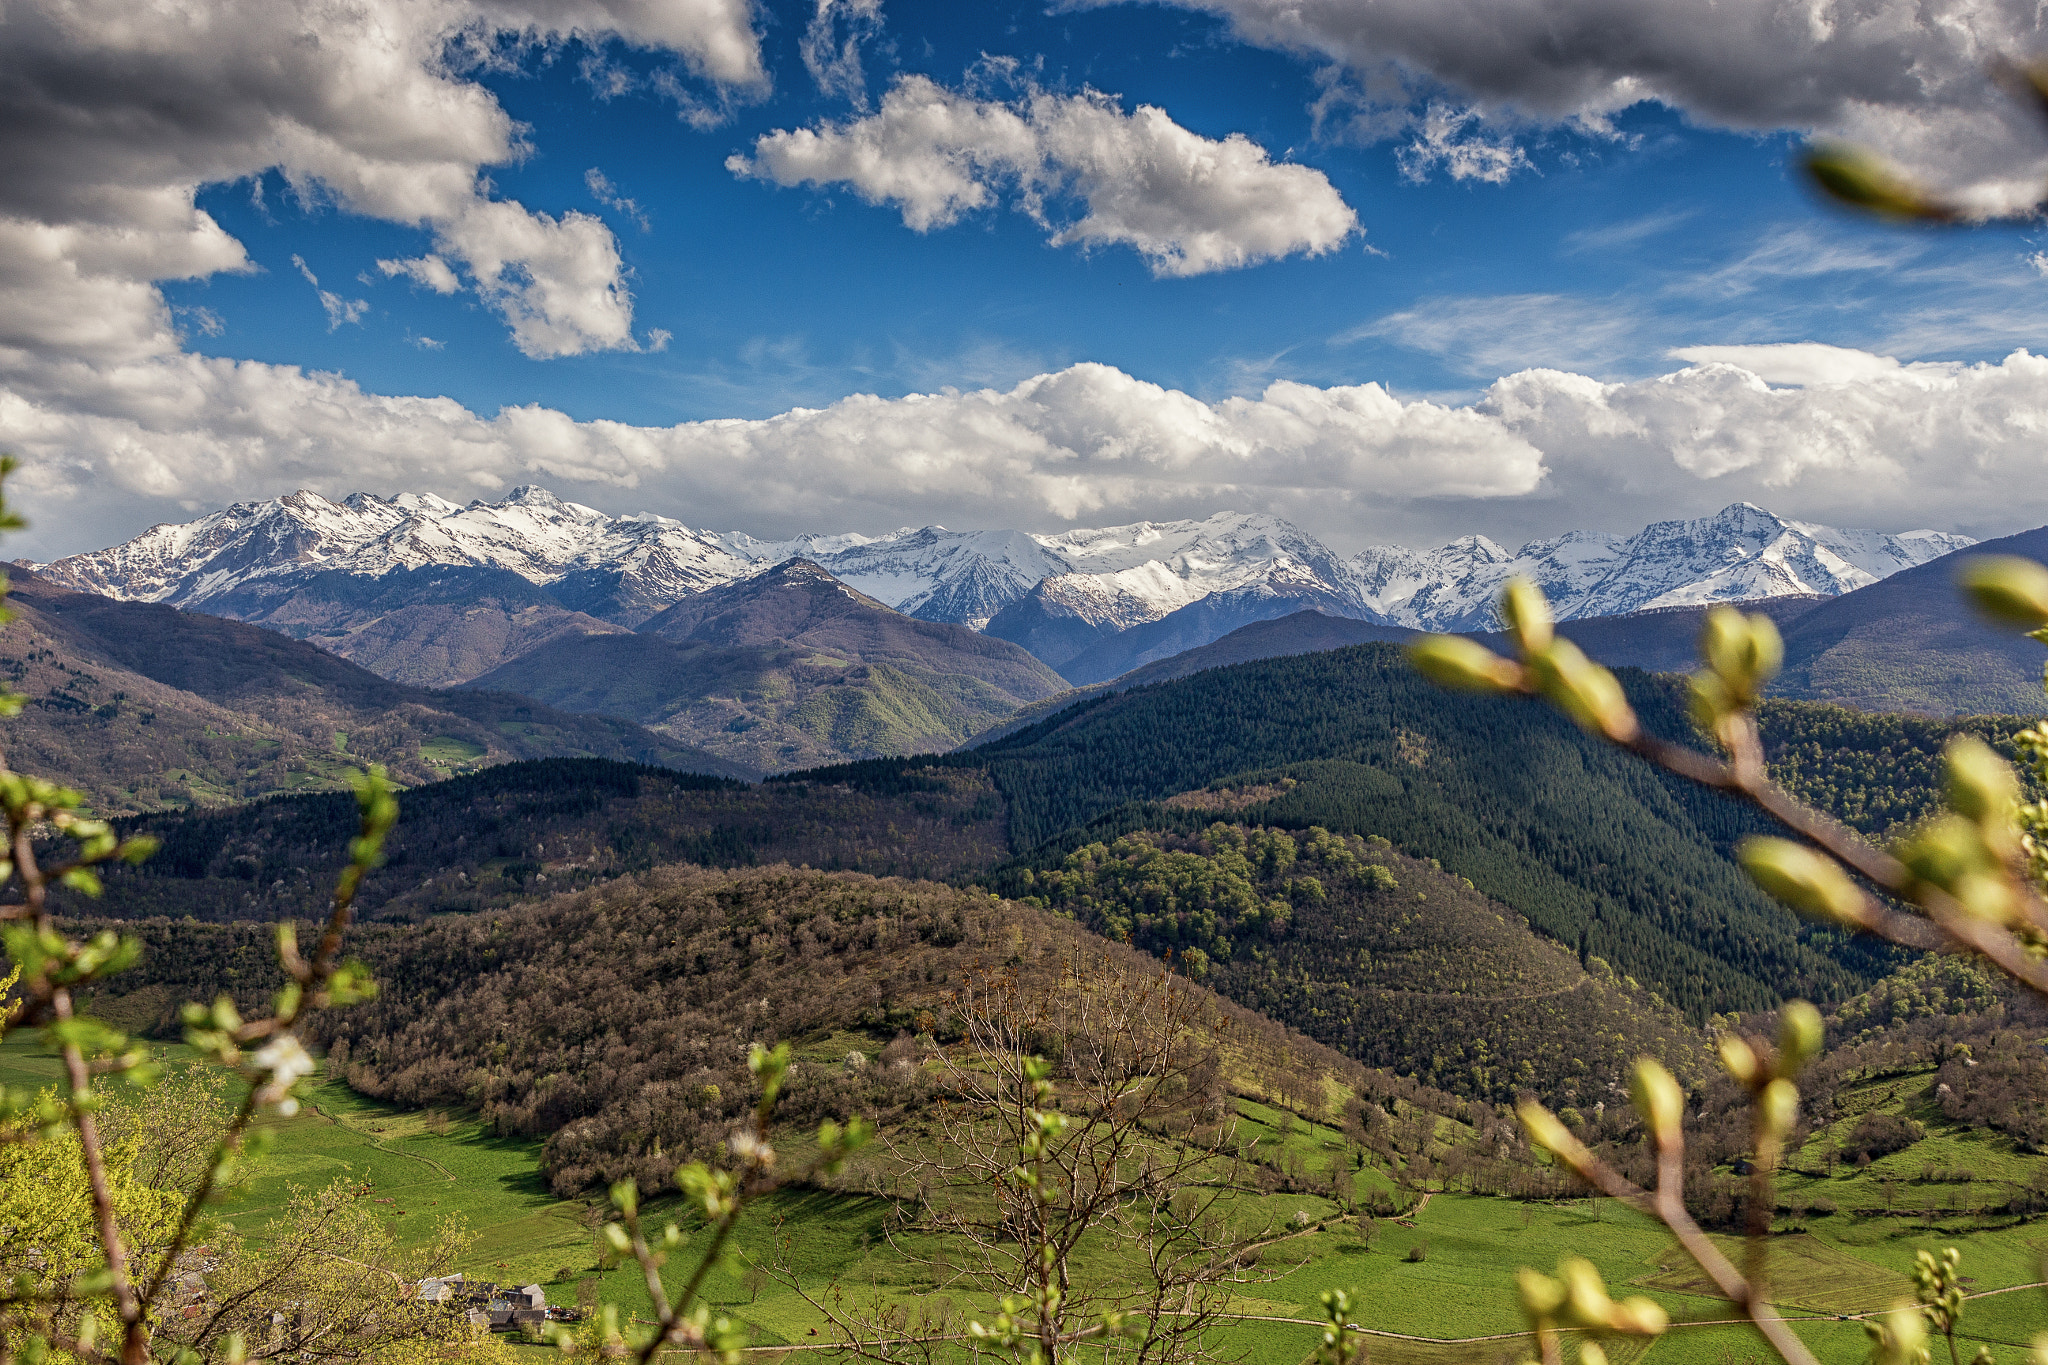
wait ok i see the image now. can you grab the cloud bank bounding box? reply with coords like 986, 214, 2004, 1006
10, 342, 2048, 557
0, 0, 763, 369
1128, 0, 2048, 210
729, 73, 1361, 276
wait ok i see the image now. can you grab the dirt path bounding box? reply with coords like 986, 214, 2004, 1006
312, 1101, 456, 1182
1348, 978, 1592, 1005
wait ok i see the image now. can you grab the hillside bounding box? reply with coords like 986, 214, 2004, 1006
1770, 524, 2048, 716
948, 644, 1886, 1022
962, 598, 1829, 743
476, 561, 1070, 772
62, 757, 1007, 924
0, 574, 745, 811
84, 863, 1478, 1196
198, 564, 628, 685
990, 820, 1704, 1106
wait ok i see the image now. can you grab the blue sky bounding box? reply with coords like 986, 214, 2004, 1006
7, 0, 2048, 558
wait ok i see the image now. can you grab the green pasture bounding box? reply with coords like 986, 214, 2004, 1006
6, 1030, 2045, 1365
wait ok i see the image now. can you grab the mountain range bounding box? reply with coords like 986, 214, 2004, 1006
39, 489, 1971, 687
0, 571, 747, 813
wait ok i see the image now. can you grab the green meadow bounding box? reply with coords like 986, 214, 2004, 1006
5, 1032, 2044, 1365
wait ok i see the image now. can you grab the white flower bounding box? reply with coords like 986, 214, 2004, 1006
249, 1034, 314, 1114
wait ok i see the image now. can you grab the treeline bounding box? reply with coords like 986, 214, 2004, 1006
58, 759, 1007, 922
990, 821, 1704, 1107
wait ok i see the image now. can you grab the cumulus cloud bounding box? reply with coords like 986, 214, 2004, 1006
2, 355, 1539, 556
729, 73, 1360, 276
0, 0, 761, 366
16, 343, 2048, 559
1107, 0, 2048, 211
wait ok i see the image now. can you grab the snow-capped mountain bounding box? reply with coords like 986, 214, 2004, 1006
1348, 503, 1976, 632
44, 486, 761, 623
38, 490, 1974, 681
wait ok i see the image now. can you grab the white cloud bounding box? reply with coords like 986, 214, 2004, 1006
292, 255, 369, 331
0, 0, 762, 367
378, 255, 465, 296
1, 355, 1539, 556
585, 169, 651, 230
1102, 0, 2048, 212
1471, 348, 2048, 536
433, 200, 637, 358
1664, 343, 1902, 388
1395, 104, 1532, 184
20, 343, 2048, 559
801, 0, 886, 107
729, 73, 1360, 276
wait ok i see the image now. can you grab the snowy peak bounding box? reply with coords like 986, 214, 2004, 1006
1351, 503, 1974, 632
41, 491, 1976, 661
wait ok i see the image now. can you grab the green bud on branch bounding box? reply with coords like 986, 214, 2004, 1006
1629, 1059, 1684, 1151
1959, 555, 2048, 629
1527, 639, 1640, 744
1738, 838, 1870, 929
1777, 1001, 1823, 1075
1405, 636, 1524, 694
1500, 578, 1553, 655
1805, 143, 1957, 221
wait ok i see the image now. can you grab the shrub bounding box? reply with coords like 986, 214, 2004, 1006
1405, 1242, 1428, 1263
1842, 1111, 1924, 1164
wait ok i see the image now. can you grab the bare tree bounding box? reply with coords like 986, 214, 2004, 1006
797, 951, 1277, 1365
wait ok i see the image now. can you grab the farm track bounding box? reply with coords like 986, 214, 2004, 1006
311, 1101, 456, 1181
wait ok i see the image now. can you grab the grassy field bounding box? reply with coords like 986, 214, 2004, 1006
6, 1031, 2043, 1365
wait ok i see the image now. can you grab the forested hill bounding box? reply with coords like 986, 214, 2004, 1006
988, 821, 1705, 1105
79, 865, 1475, 1196
67, 757, 1008, 923
83, 637, 2035, 1025
948, 643, 1889, 1022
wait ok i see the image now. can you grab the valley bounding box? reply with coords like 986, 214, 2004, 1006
9, 970, 2044, 1365
14, 499, 2048, 1365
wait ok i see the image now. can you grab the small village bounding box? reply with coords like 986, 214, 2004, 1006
414, 1274, 584, 1333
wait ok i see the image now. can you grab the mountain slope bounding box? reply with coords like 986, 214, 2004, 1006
196, 564, 628, 685
950, 644, 1882, 1021
69, 757, 1008, 923
474, 561, 1070, 772
0, 573, 747, 811
996, 822, 1703, 1105
1350, 503, 1970, 631
1770, 525, 2048, 716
